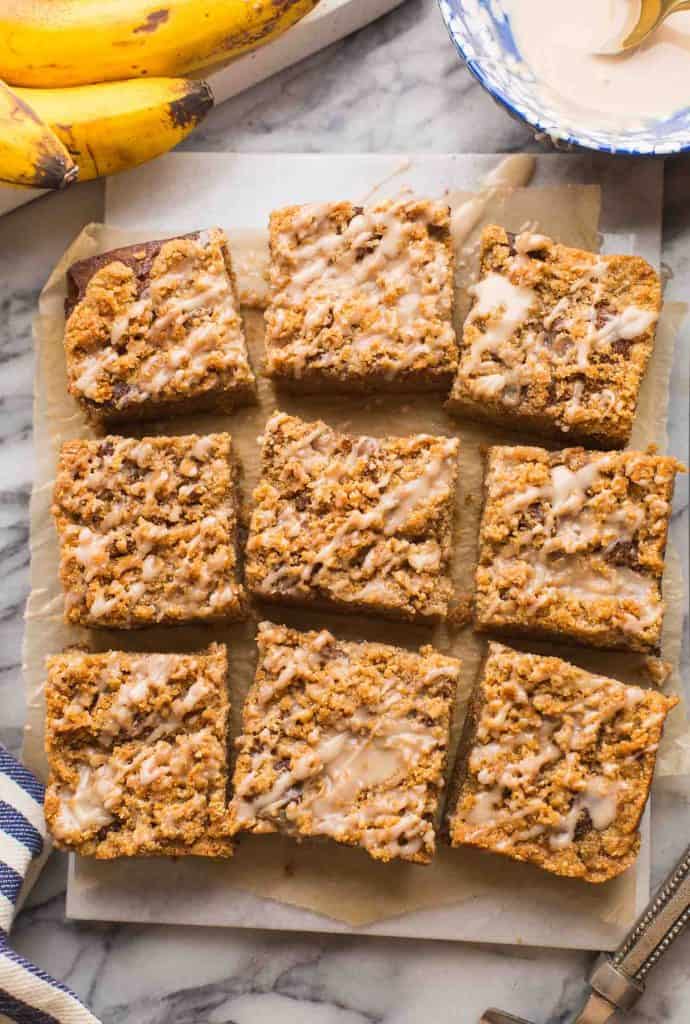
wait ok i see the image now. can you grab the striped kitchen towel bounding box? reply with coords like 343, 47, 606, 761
0, 746, 101, 1024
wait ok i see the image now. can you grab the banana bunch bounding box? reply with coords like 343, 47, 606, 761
0, 0, 319, 189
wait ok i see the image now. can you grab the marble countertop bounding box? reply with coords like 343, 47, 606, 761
0, 1, 688, 1020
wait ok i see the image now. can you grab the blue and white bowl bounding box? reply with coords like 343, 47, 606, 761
438, 0, 690, 156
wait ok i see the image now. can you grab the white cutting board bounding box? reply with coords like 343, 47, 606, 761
0, 0, 405, 217
62, 151, 663, 951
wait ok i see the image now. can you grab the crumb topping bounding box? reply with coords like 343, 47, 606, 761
450, 226, 660, 444
246, 412, 459, 621
65, 228, 254, 415
230, 622, 459, 863
52, 433, 245, 628
449, 643, 677, 882
475, 445, 682, 652
44, 644, 233, 858
265, 199, 457, 384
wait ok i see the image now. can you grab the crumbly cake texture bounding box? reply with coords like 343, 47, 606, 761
475, 445, 682, 653
229, 622, 460, 864
448, 225, 661, 447
44, 644, 233, 858
52, 432, 246, 628
246, 412, 460, 622
264, 198, 458, 390
447, 642, 677, 882
63, 228, 256, 423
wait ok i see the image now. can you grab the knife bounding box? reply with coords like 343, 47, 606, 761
481, 843, 690, 1024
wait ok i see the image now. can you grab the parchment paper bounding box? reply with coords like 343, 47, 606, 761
23, 154, 688, 948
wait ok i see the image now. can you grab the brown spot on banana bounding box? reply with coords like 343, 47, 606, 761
221, 0, 314, 54
168, 79, 214, 129
133, 9, 170, 34
0, 80, 77, 188
0, 0, 320, 86
12, 142, 78, 189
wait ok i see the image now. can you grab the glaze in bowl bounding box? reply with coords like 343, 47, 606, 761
438, 0, 690, 156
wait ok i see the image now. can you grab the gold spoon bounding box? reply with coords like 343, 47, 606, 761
600, 0, 690, 54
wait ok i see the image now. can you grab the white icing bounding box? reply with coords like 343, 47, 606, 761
549, 777, 626, 851
235, 717, 437, 858
253, 415, 458, 609
449, 155, 536, 250
505, 0, 690, 130
73, 528, 110, 581
458, 232, 658, 422
458, 648, 667, 854
54, 764, 119, 837
464, 272, 536, 371
266, 198, 455, 378
70, 229, 252, 407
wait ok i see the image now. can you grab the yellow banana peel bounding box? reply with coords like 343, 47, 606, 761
0, 0, 320, 88
14, 77, 214, 181
0, 78, 77, 189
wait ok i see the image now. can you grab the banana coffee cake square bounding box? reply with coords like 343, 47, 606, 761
53, 432, 246, 628
447, 642, 677, 882
448, 226, 660, 447
229, 622, 460, 864
264, 198, 457, 390
246, 412, 460, 622
474, 444, 682, 653
64, 228, 256, 423
44, 644, 233, 859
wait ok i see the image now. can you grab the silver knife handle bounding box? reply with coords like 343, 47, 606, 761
589, 845, 690, 1012
613, 844, 690, 980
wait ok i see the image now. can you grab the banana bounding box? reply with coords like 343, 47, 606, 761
14, 78, 214, 182
0, 0, 320, 88
0, 78, 76, 189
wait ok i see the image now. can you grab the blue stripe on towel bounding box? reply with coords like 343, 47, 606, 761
0, 752, 44, 805
0, 987, 62, 1024
0, 803, 44, 858
2, 945, 81, 997
0, 863, 23, 903
1, 946, 99, 1020
0, 746, 102, 1021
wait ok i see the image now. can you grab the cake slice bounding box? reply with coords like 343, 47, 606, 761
64, 228, 256, 423
44, 644, 233, 859
229, 622, 460, 864
447, 225, 660, 447
264, 198, 458, 390
52, 432, 246, 628
246, 412, 460, 622
474, 444, 682, 653
446, 642, 678, 882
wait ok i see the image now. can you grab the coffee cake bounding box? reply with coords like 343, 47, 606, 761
475, 445, 682, 653
447, 642, 677, 882
64, 228, 256, 423
229, 622, 460, 864
45, 644, 233, 859
448, 226, 660, 447
246, 412, 460, 622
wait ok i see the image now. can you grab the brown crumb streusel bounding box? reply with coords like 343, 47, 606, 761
52, 432, 246, 628
447, 642, 677, 882
448, 225, 661, 447
246, 412, 460, 622
229, 622, 460, 864
44, 644, 233, 859
264, 198, 458, 390
64, 229, 256, 423
475, 445, 683, 653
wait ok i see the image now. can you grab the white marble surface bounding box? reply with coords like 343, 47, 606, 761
0, 0, 688, 1020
